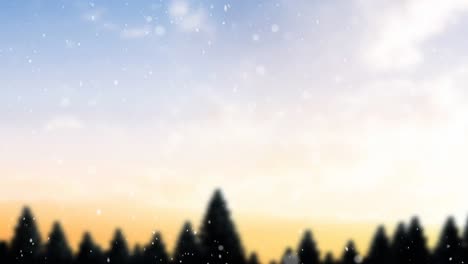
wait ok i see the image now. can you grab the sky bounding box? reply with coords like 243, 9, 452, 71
2, 0, 468, 261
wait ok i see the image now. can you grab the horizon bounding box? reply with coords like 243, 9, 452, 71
0, 190, 465, 262
2, 0, 468, 263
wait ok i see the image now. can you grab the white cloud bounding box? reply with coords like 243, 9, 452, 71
44, 116, 84, 131
120, 26, 152, 39
82, 9, 104, 22
168, 0, 213, 33
169, 1, 189, 17
362, 0, 468, 71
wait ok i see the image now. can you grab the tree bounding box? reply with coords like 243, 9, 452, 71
199, 189, 246, 264
107, 229, 130, 264
297, 230, 320, 264
0, 241, 8, 263
75, 232, 105, 264
43, 222, 73, 264
173, 222, 202, 264
341, 241, 359, 264
406, 217, 430, 264
433, 217, 462, 264
10, 207, 42, 264
390, 222, 409, 264
282, 248, 299, 264
143, 232, 169, 264
462, 217, 468, 264
130, 245, 143, 264
247, 252, 261, 264
323, 252, 335, 264
364, 226, 390, 264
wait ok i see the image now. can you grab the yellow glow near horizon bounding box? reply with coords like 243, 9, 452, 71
0, 199, 448, 263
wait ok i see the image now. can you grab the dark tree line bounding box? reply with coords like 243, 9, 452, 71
1, 190, 468, 264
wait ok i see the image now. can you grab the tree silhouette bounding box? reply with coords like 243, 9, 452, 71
199, 189, 246, 264
364, 226, 390, 264
10, 207, 42, 264
390, 222, 409, 264
462, 218, 468, 264
323, 252, 335, 264
282, 248, 299, 264
143, 232, 169, 264
42, 222, 73, 264
75, 232, 105, 264
0, 241, 8, 263
433, 217, 462, 264
406, 217, 430, 264
247, 252, 261, 264
297, 230, 320, 264
173, 222, 202, 264
341, 241, 359, 264
107, 229, 130, 264
130, 245, 143, 264
9, 194, 468, 264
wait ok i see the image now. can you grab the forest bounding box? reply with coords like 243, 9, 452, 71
0, 189, 466, 264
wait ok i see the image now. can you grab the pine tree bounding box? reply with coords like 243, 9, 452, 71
43, 222, 73, 264
406, 217, 430, 264
461, 217, 468, 264
75, 232, 105, 264
297, 230, 320, 264
282, 248, 299, 264
364, 226, 390, 264
173, 222, 202, 264
107, 229, 130, 264
433, 217, 462, 264
390, 222, 409, 264
341, 241, 359, 264
247, 252, 261, 264
10, 207, 42, 264
323, 252, 335, 264
0, 241, 8, 263
199, 189, 246, 264
130, 245, 143, 264
143, 232, 169, 264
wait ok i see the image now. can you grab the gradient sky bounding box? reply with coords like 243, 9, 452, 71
2, 0, 468, 262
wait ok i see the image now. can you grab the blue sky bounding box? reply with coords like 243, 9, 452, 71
2, 0, 468, 226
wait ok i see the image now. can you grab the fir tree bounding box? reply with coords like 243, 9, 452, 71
199, 189, 246, 264
247, 252, 261, 264
143, 232, 169, 264
323, 252, 335, 264
364, 226, 390, 264
75, 232, 105, 264
107, 229, 130, 264
390, 222, 409, 264
0, 241, 8, 263
461, 217, 468, 264
282, 248, 299, 264
43, 222, 73, 264
406, 217, 430, 264
10, 207, 42, 264
173, 222, 202, 264
433, 217, 462, 264
130, 245, 143, 264
341, 241, 359, 264
297, 230, 320, 264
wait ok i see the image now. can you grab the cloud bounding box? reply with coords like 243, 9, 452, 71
361, 0, 468, 71
82, 8, 105, 22
169, 1, 189, 17
120, 26, 152, 39
168, 0, 214, 33
44, 116, 85, 131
